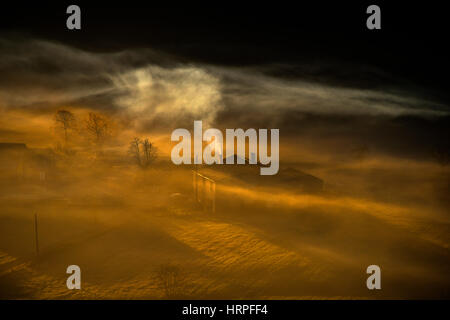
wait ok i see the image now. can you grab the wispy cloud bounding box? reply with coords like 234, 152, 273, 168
0, 37, 448, 158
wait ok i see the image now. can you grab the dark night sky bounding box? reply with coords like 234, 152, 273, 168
1, 1, 449, 101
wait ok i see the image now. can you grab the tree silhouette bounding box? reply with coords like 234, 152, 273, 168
54, 110, 76, 145
128, 137, 142, 166
128, 137, 158, 168
85, 112, 110, 154
141, 138, 158, 168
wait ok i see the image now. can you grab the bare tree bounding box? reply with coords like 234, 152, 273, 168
141, 138, 158, 168
54, 110, 76, 145
128, 137, 142, 166
128, 137, 158, 168
85, 112, 110, 153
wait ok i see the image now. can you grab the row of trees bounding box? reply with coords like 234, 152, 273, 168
54, 110, 110, 150
54, 109, 157, 167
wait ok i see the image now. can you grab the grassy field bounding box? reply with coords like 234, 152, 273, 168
0, 157, 449, 299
